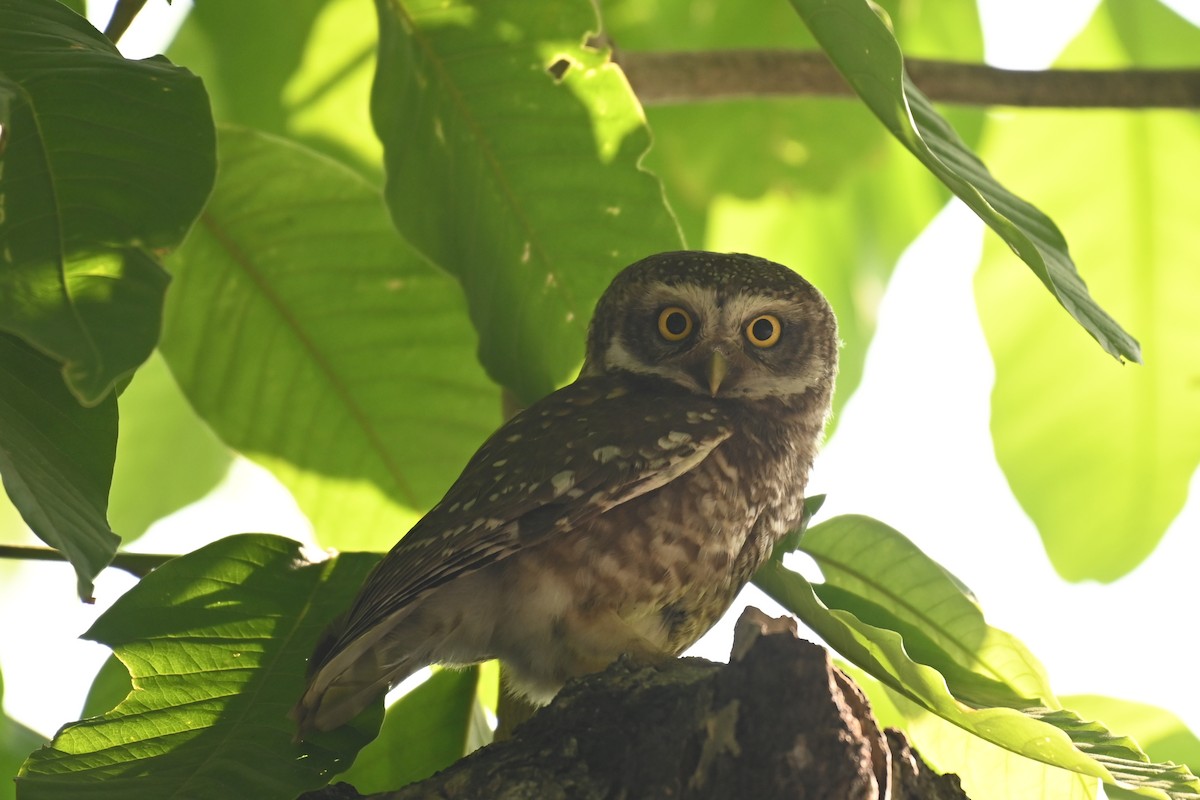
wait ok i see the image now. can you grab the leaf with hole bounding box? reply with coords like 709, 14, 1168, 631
373, 0, 683, 403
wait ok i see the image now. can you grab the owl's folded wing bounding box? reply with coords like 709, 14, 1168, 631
314, 377, 734, 672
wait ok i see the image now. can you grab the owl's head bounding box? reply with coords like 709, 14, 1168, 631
582, 251, 838, 409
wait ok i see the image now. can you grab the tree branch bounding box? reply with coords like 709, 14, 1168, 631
301, 608, 970, 800
102, 0, 149, 44
0, 544, 173, 578
617, 50, 1200, 109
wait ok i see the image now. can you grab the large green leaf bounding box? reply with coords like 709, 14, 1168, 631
108, 352, 232, 543
168, 0, 381, 177
160, 128, 500, 549
842, 664, 1098, 800
787, 0, 1140, 364
798, 515, 1055, 704
16, 534, 381, 799
373, 0, 683, 403
280, 0, 383, 174
0, 0, 214, 404
0, 334, 118, 601
336, 667, 482, 793
607, 0, 983, 235
1062, 694, 1200, 800
754, 515, 1200, 798
607, 0, 879, 235
976, 0, 1200, 581
79, 656, 133, 722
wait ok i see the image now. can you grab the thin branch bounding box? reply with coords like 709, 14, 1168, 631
103, 0, 149, 44
617, 50, 1200, 109
0, 544, 174, 578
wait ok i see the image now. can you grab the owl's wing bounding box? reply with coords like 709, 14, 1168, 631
317, 377, 733, 669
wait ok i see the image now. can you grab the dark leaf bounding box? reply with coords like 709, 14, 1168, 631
0, 334, 118, 600
0, 0, 214, 403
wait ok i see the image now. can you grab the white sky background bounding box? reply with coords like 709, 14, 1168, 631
2, 0, 1198, 760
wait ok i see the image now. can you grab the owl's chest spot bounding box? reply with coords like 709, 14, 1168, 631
527, 430, 802, 650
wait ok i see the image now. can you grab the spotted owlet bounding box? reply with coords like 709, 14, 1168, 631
293, 250, 838, 735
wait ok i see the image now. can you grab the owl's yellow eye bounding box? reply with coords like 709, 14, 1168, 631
657, 307, 694, 342
746, 314, 782, 347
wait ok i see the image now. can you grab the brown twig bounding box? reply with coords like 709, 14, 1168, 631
0, 544, 174, 578
102, 0, 150, 44
617, 50, 1200, 109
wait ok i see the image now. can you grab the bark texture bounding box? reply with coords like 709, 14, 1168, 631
310, 609, 968, 799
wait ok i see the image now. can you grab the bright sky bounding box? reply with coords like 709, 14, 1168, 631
2, 0, 1197, 774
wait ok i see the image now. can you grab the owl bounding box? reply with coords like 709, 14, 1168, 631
293, 250, 838, 735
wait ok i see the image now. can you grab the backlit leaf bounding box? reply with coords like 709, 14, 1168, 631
787, 0, 1140, 363
976, 0, 1200, 581
161, 128, 500, 549
373, 0, 683, 403
16, 534, 381, 799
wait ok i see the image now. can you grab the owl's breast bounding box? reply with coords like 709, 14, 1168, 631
530, 418, 809, 654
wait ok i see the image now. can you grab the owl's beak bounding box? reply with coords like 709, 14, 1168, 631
706, 350, 728, 396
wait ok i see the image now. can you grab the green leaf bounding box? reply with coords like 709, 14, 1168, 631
373, 0, 683, 403
1062, 695, 1200, 794
337, 667, 481, 793
0, 0, 215, 403
841, 664, 1099, 800
168, 0, 381, 177
787, 0, 1141, 363
79, 656, 133, 722
755, 560, 1100, 777
754, 519, 1200, 798
798, 515, 1055, 704
608, 0, 983, 236
16, 534, 382, 799
608, 0, 877, 237
160, 128, 500, 549
108, 352, 232, 543
0, 333, 118, 601
975, 0, 1200, 581
279, 0, 383, 174
1106, 0, 1200, 65
1, 669, 45, 800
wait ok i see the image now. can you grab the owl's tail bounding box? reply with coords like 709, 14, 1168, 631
291, 610, 433, 739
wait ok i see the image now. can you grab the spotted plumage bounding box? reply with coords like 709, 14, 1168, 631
293, 251, 838, 735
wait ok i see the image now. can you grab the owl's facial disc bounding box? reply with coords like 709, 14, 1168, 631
601, 283, 831, 402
